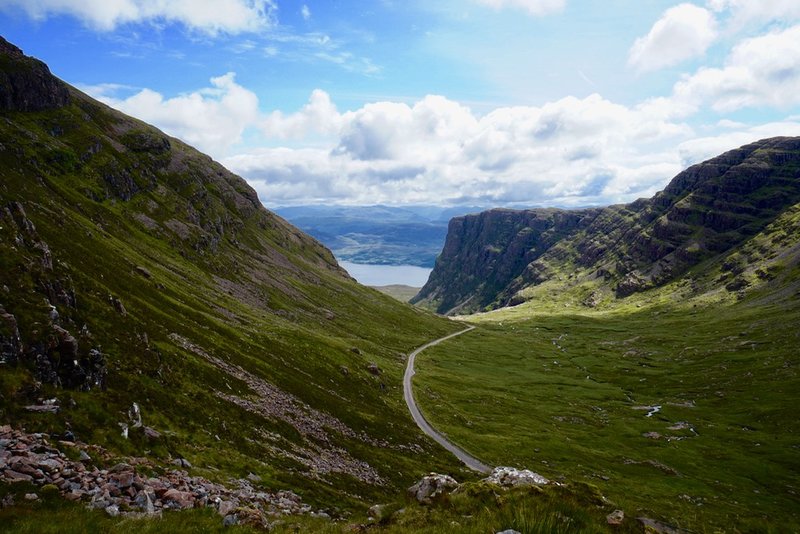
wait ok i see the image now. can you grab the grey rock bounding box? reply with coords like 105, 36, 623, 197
223, 514, 239, 527
607, 509, 625, 525
218, 499, 237, 517
24, 405, 59, 414
408, 473, 458, 504
135, 490, 156, 514
483, 466, 549, 487
171, 458, 192, 469
128, 403, 142, 428
637, 517, 686, 534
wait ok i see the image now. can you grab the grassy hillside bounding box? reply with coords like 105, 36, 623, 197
0, 37, 467, 517
413, 283, 800, 530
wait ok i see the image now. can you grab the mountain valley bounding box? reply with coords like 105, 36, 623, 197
1, 36, 799, 533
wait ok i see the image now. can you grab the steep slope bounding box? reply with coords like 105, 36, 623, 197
414, 137, 800, 314
0, 35, 465, 515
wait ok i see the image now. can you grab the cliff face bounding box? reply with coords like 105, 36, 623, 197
415, 137, 800, 314
0, 37, 70, 111
411, 208, 599, 314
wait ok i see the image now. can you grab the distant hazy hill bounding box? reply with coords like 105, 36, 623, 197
275, 205, 485, 267
414, 137, 800, 314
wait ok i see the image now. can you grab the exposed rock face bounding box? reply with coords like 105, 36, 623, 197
0, 37, 70, 111
407, 473, 458, 504
0, 305, 21, 364
415, 137, 800, 314
411, 208, 598, 314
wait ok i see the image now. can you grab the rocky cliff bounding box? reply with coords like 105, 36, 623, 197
0, 37, 70, 111
414, 137, 800, 314
411, 208, 599, 313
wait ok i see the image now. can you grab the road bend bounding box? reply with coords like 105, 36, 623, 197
403, 325, 492, 474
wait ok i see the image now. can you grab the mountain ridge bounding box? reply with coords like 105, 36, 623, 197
413, 137, 800, 314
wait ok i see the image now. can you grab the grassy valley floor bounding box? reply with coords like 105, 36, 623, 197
413, 298, 800, 531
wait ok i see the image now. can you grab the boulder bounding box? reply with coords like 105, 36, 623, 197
607, 509, 625, 526
367, 503, 391, 522
217, 499, 237, 517
171, 458, 192, 469
408, 473, 458, 504
483, 466, 549, 487
162, 488, 195, 509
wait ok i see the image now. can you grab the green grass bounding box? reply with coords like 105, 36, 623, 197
414, 298, 800, 531
371, 285, 422, 302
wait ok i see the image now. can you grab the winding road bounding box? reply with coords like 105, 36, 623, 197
403, 325, 492, 473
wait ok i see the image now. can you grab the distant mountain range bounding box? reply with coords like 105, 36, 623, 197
413, 137, 800, 314
274, 205, 486, 267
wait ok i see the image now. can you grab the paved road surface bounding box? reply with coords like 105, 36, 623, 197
403, 325, 492, 473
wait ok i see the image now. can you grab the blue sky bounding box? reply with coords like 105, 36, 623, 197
2, 0, 800, 207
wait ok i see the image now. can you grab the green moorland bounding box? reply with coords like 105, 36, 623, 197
414, 277, 800, 531
371, 285, 423, 302
0, 45, 466, 521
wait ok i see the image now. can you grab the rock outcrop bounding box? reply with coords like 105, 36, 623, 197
407, 473, 458, 504
411, 208, 598, 314
0, 37, 70, 111
482, 466, 549, 487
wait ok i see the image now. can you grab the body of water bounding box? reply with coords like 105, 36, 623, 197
339, 261, 432, 287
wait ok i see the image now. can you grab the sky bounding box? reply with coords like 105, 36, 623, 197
2, 0, 800, 208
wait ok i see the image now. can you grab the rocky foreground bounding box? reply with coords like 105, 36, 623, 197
0, 425, 326, 528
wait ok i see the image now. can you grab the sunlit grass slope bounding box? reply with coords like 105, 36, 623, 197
415, 286, 800, 530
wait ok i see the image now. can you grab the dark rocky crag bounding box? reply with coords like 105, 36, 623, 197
414, 137, 800, 314
0, 37, 70, 112
411, 208, 600, 314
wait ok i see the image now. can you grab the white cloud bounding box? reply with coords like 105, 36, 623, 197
473, 0, 565, 16
629, 3, 717, 72
262, 89, 342, 139
708, 0, 800, 27
220, 90, 692, 206
2, 0, 276, 34
301, 4, 311, 20
90, 73, 260, 156
85, 62, 798, 208
671, 24, 800, 112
